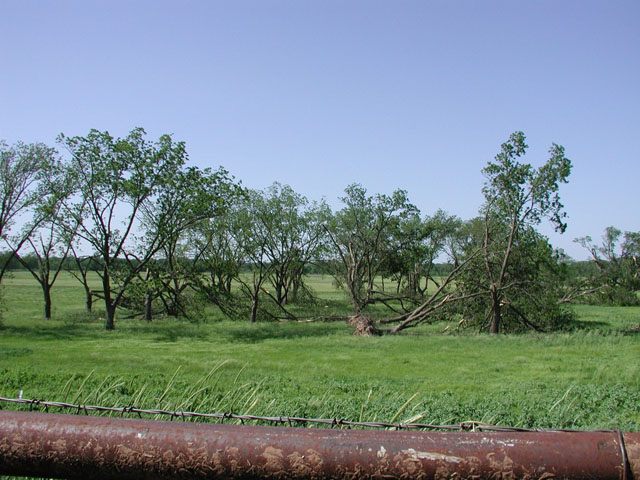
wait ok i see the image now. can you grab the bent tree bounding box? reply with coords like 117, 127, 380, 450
458, 131, 573, 333
58, 128, 188, 330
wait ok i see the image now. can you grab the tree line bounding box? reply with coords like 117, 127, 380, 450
1, 130, 638, 333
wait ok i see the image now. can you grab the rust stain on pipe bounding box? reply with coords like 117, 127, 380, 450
0, 410, 638, 479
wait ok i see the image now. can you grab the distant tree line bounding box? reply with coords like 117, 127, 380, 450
1, 130, 637, 333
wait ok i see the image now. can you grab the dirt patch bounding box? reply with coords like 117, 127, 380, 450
348, 314, 382, 336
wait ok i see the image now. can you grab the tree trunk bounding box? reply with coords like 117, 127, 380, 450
168, 274, 181, 317
105, 302, 116, 330
103, 271, 115, 330
347, 274, 362, 313
489, 289, 501, 334
250, 294, 259, 323
85, 288, 93, 313
43, 284, 52, 320
144, 290, 153, 322
275, 280, 284, 306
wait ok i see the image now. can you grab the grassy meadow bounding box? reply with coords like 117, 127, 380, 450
0, 271, 639, 431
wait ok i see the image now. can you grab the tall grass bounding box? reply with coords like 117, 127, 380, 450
0, 271, 638, 432
2, 357, 638, 431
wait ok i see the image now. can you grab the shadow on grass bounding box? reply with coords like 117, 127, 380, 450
218, 321, 347, 344
0, 321, 103, 341
560, 318, 611, 331
147, 323, 211, 343
0, 313, 348, 344
0, 346, 33, 360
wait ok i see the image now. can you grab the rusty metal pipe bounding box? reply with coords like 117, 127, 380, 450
0, 410, 638, 479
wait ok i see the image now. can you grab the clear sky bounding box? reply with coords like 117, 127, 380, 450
1, 1, 638, 259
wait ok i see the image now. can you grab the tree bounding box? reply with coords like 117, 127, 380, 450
189, 211, 244, 306
379, 215, 481, 334
575, 227, 640, 305
325, 184, 418, 313
13, 209, 75, 319
57, 128, 189, 330
67, 248, 100, 313
256, 183, 329, 307
0, 140, 57, 282
384, 210, 461, 300
7, 160, 79, 319
230, 190, 277, 323
193, 185, 330, 323
137, 165, 238, 320
458, 131, 573, 333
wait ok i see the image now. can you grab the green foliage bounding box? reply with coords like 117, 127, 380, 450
481, 131, 571, 234
0, 139, 59, 282
383, 210, 461, 299
457, 224, 575, 332
575, 226, 640, 305
57, 128, 198, 329
326, 184, 419, 312
187, 183, 332, 323
2, 129, 635, 341
0, 140, 57, 236
258, 183, 330, 307
135, 164, 240, 320
457, 132, 573, 333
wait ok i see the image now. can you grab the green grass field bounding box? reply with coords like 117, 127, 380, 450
1, 271, 639, 431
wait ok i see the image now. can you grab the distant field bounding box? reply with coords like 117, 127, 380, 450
0, 271, 639, 431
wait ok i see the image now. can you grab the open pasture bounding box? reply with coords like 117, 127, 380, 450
0, 272, 638, 431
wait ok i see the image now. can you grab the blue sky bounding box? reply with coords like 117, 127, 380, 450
1, 1, 638, 259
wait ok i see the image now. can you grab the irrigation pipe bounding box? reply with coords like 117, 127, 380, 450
0, 410, 638, 479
